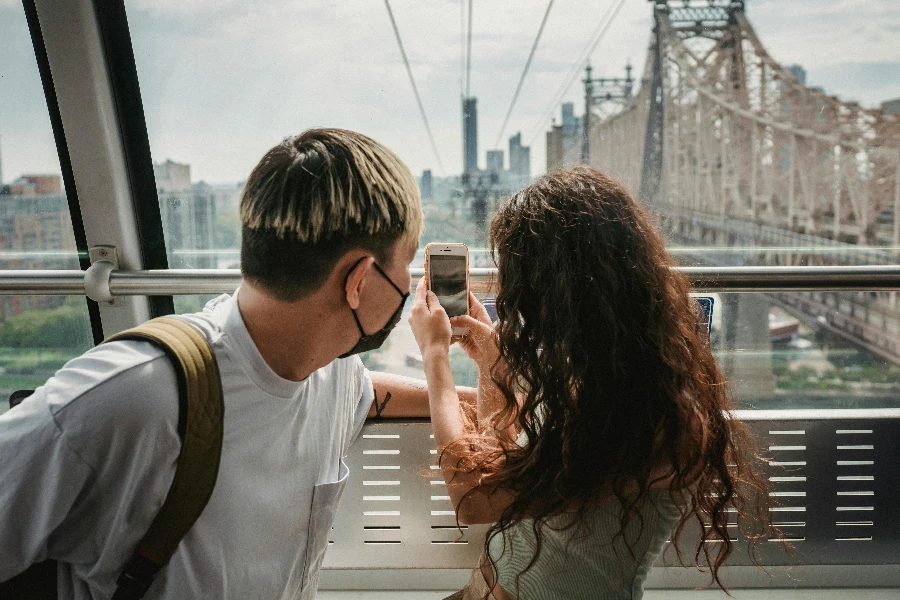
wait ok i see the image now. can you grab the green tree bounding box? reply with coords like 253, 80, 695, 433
0, 297, 93, 350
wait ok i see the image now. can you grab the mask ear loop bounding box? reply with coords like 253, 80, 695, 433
344, 256, 371, 338
371, 261, 408, 298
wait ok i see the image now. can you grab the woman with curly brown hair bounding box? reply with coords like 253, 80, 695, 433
409, 166, 765, 600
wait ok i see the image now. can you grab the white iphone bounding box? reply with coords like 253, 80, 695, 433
424, 243, 470, 339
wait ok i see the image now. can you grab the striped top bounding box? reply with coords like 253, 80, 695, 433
487, 489, 682, 600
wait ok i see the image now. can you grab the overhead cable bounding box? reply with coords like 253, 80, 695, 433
493, 0, 556, 149
527, 0, 628, 146
383, 0, 446, 174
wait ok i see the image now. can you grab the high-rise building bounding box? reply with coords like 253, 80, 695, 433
546, 104, 585, 171
509, 132, 531, 183
0, 193, 77, 319
883, 98, 900, 115
561, 103, 580, 138
159, 184, 217, 269
786, 65, 807, 86
154, 159, 191, 193
420, 169, 433, 200
560, 102, 583, 165
463, 97, 478, 175
19, 175, 62, 195
546, 122, 564, 173
486, 150, 504, 174
7, 174, 62, 196
152, 162, 217, 268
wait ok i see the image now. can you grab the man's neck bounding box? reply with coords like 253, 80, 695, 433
236, 282, 345, 382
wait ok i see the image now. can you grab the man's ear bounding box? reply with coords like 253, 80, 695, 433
345, 255, 375, 310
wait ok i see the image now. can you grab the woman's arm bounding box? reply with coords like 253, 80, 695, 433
451, 297, 520, 436
410, 279, 515, 525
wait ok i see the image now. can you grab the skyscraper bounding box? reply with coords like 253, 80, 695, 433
509, 132, 531, 183
546, 123, 564, 173
561, 102, 579, 138
486, 150, 504, 174
154, 159, 191, 193
463, 97, 478, 175
786, 64, 807, 86
420, 169, 433, 200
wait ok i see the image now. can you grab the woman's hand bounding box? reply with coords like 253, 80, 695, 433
409, 277, 452, 361
450, 292, 500, 374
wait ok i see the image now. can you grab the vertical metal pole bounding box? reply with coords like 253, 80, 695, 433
693, 98, 702, 211
893, 151, 900, 248
788, 134, 796, 227
640, 7, 666, 204
833, 147, 842, 241
750, 124, 758, 218
808, 139, 818, 233
891, 145, 899, 315
582, 64, 593, 165
720, 111, 728, 217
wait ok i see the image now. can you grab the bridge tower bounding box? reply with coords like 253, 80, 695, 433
641, 0, 747, 205
582, 63, 634, 165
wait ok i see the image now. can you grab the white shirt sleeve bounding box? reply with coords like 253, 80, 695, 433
0, 389, 96, 579
0, 342, 181, 588
347, 366, 375, 450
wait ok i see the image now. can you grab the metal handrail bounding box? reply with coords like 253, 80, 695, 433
2, 265, 900, 296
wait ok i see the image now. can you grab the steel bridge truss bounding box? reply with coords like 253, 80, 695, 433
590, 0, 900, 247
585, 0, 900, 365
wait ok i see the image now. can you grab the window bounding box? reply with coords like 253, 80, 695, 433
125, 1, 900, 406
0, 3, 95, 413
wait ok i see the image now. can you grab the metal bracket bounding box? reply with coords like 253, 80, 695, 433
84, 245, 122, 306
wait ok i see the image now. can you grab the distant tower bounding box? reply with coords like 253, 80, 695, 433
508, 133, 531, 183
486, 150, 504, 174
546, 121, 564, 173
420, 169, 433, 200
463, 97, 478, 175
786, 64, 807, 86
561, 103, 577, 137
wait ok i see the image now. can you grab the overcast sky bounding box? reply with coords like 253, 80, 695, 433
1, 0, 898, 185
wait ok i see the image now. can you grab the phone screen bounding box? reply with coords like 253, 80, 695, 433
695, 296, 714, 345
429, 255, 468, 318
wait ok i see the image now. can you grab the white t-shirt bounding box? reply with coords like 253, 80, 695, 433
0, 292, 374, 600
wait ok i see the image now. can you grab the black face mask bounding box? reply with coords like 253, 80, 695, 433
339, 260, 409, 358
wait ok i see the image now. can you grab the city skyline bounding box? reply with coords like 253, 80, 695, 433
1, 0, 898, 185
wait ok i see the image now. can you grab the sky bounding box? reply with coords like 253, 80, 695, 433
1, 0, 898, 186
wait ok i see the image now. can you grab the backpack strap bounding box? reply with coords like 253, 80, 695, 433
105, 317, 224, 600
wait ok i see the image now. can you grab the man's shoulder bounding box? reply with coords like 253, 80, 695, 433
45, 339, 170, 407
43, 340, 181, 463
171, 293, 233, 346
41, 294, 232, 429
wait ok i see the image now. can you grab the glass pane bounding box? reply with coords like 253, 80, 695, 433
0, 3, 95, 413
708, 291, 900, 410
125, 1, 900, 406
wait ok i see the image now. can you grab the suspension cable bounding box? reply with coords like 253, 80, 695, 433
493, 0, 556, 149
383, 0, 446, 174
527, 0, 628, 146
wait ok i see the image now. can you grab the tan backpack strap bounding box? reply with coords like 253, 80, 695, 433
105, 316, 224, 600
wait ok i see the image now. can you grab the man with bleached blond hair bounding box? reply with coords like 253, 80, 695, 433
0, 129, 467, 599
